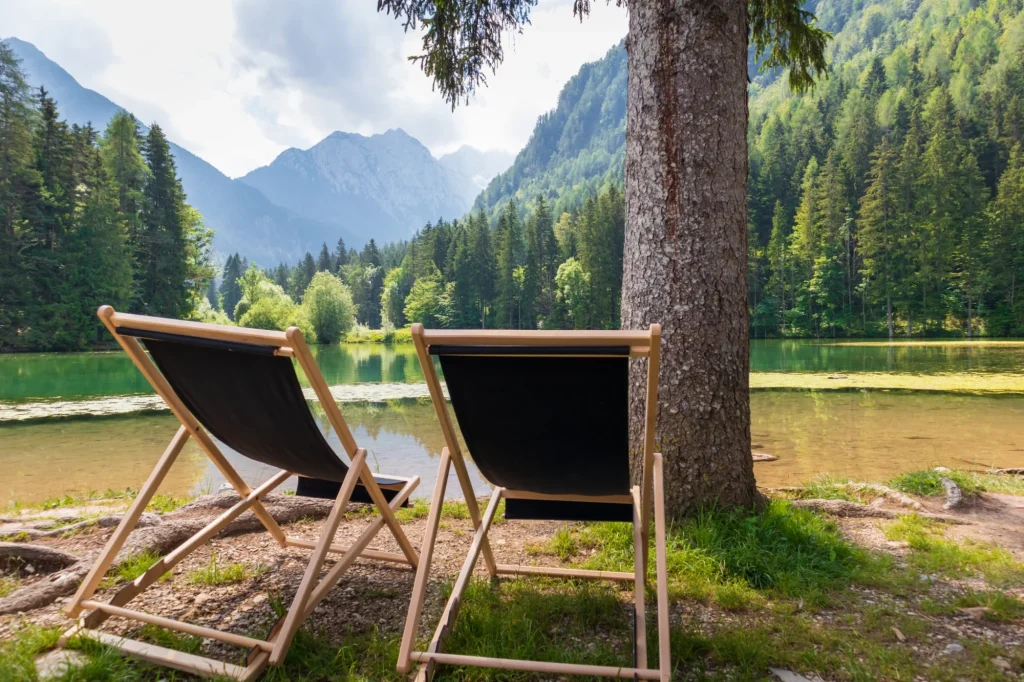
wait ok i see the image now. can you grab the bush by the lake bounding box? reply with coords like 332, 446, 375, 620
302, 272, 356, 343
234, 264, 311, 337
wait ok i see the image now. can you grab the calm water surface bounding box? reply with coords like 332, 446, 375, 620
3, 340, 1024, 505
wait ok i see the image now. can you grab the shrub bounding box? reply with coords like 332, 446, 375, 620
302, 271, 356, 343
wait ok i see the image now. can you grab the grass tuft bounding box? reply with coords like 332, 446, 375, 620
102, 549, 165, 588
889, 470, 985, 498
187, 552, 266, 586
137, 624, 203, 654
0, 573, 20, 598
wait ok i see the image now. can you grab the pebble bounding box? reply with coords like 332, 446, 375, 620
941, 642, 965, 655
993, 657, 1011, 670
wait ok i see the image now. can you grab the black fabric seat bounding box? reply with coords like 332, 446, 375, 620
119, 327, 406, 505
432, 345, 633, 522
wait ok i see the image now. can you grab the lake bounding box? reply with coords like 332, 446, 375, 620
3, 340, 1024, 505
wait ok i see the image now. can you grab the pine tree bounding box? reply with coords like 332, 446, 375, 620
858, 138, 901, 337
361, 239, 382, 268
139, 123, 189, 317
467, 212, 495, 327
220, 253, 244, 319
495, 200, 524, 327
317, 242, 333, 272
291, 252, 317, 300
334, 237, 348, 269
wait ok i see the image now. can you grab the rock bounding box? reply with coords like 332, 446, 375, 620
24, 563, 35, 574
993, 657, 1011, 670
35, 649, 87, 680
957, 606, 992, 621
193, 593, 213, 608
752, 452, 779, 462
942, 642, 965, 655
892, 627, 906, 642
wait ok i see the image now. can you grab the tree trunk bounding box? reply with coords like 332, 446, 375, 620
622, 0, 757, 518
966, 294, 973, 339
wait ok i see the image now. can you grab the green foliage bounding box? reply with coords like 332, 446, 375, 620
403, 272, 444, 326
0, 51, 212, 351
235, 263, 311, 336
581, 499, 861, 607
302, 271, 356, 343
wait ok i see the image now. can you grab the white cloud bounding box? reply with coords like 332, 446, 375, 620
0, 0, 626, 178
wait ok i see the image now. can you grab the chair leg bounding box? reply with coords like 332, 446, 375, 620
653, 453, 671, 682
270, 450, 367, 665
67, 426, 189, 618
414, 486, 503, 682
398, 450, 452, 674
632, 486, 648, 670
356, 457, 419, 568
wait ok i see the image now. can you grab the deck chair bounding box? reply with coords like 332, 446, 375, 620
399, 323, 671, 681
60, 306, 420, 681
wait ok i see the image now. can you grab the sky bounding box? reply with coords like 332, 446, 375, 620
0, 0, 627, 178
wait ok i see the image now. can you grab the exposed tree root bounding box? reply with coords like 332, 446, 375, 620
791, 499, 971, 524
0, 542, 81, 571
993, 468, 1024, 475
0, 491, 340, 616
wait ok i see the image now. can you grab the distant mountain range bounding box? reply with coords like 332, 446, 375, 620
3, 37, 510, 263
240, 130, 508, 246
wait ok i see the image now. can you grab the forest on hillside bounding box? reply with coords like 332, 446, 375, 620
747, 0, 1024, 337
0, 43, 212, 351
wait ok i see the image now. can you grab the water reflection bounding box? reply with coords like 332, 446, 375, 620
0, 399, 488, 506
0, 344, 425, 403
5, 393, 1024, 506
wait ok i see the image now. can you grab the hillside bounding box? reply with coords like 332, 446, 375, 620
471, 0, 1024, 337
240, 129, 470, 247
1, 37, 354, 264
473, 40, 626, 218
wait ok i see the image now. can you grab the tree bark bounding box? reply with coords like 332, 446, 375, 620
622, 0, 757, 518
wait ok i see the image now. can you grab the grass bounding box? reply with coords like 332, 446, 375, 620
884, 515, 1024, 585
921, 589, 1024, 622
186, 552, 267, 586
576, 499, 863, 609
136, 624, 203, 655
890, 469, 1024, 497
749, 371, 1024, 393
0, 573, 20, 598
101, 549, 165, 588
4, 488, 195, 514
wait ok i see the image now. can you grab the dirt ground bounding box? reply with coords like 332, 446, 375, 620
2, 488, 1024, 679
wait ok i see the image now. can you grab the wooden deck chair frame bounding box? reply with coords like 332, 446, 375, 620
60, 306, 421, 681
399, 323, 670, 681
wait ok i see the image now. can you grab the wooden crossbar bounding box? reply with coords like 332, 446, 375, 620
409, 652, 664, 680
493, 564, 635, 581
81, 601, 272, 651
80, 630, 253, 680
283, 538, 410, 564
